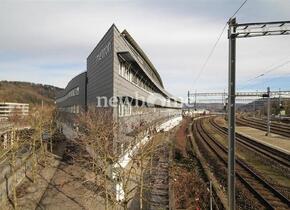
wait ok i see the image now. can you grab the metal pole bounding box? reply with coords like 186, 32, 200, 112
255, 90, 258, 118
222, 89, 225, 107
228, 17, 236, 210
223, 90, 226, 118
195, 90, 197, 110
266, 87, 271, 136
187, 90, 190, 114
253, 99, 256, 117
279, 88, 281, 122
225, 97, 228, 120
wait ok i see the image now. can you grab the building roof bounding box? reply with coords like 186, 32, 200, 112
121, 30, 164, 88
117, 51, 181, 104
56, 71, 86, 99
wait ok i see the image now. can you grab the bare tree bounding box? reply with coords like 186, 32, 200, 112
28, 105, 43, 182
75, 106, 119, 210
27, 104, 54, 180
1, 105, 56, 209
112, 118, 164, 210
75, 106, 155, 209
73, 105, 173, 210
41, 106, 57, 153
6, 109, 27, 209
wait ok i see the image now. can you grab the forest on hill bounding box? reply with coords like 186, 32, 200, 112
0, 81, 62, 105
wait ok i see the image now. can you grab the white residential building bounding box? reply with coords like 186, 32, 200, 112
0, 102, 29, 118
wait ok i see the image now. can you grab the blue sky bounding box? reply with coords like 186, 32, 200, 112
0, 0, 290, 100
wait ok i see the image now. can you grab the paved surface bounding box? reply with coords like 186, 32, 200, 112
5, 141, 109, 210
3, 141, 66, 210
215, 116, 290, 153
236, 126, 290, 153
36, 162, 105, 210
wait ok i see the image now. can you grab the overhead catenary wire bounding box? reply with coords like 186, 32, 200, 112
231, 0, 248, 18
192, 23, 227, 88
238, 72, 290, 90
237, 59, 290, 89
245, 60, 290, 82
193, 0, 248, 88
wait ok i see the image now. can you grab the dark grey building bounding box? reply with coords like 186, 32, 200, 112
56, 24, 182, 152
86, 25, 181, 109
56, 71, 87, 114
56, 24, 181, 112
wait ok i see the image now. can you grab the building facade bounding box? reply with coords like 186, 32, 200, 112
56, 24, 182, 153
56, 72, 87, 114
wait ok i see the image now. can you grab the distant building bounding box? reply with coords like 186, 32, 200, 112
0, 102, 29, 118
182, 109, 210, 117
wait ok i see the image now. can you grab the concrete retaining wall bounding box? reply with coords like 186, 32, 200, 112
0, 146, 42, 206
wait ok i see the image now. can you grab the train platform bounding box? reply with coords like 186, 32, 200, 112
236, 126, 290, 154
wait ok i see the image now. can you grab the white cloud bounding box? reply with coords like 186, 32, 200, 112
0, 0, 290, 98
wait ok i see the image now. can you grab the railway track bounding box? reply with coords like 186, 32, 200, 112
237, 116, 290, 138
193, 118, 290, 210
209, 117, 290, 168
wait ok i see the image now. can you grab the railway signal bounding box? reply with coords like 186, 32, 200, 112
227, 18, 290, 210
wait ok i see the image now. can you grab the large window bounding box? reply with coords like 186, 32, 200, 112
56, 86, 80, 103
119, 62, 125, 76
59, 104, 80, 114
119, 61, 154, 94
119, 62, 132, 82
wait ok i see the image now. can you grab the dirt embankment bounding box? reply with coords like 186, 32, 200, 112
171, 118, 210, 209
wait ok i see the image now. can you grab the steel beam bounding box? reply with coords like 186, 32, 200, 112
188, 90, 290, 97
233, 21, 290, 38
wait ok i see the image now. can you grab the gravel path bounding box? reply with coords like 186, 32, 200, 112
149, 144, 170, 210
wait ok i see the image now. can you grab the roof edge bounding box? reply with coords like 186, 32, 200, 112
121, 29, 164, 88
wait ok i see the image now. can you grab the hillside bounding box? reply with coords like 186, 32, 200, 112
0, 81, 62, 105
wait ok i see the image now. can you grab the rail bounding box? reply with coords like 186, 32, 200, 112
209, 117, 290, 168
193, 118, 290, 209
237, 116, 290, 138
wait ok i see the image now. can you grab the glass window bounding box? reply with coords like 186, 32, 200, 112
129, 71, 132, 82
119, 62, 122, 75
132, 74, 137, 84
